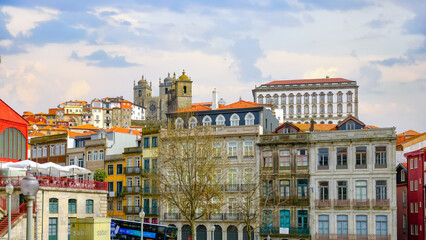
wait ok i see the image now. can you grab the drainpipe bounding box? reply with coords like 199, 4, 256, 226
41, 190, 44, 239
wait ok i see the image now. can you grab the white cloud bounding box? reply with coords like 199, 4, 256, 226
1, 6, 59, 37
303, 67, 338, 79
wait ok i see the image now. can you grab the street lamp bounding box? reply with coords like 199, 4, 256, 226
20, 169, 39, 240
139, 210, 145, 240
5, 182, 13, 240
266, 235, 271, 240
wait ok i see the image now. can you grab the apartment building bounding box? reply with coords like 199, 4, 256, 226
29, 133, 67, 164
106, 153, 126, 219
396, 163, 408, 240
164, 98, 279, 240
252, 77, 359, 124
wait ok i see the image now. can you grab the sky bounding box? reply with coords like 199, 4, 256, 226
0, 0, 425, 133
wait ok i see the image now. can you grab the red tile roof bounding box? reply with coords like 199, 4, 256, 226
192, 102, 212, 106
69, 124, 99, 130
262, 78, 354, 86
105, 127, 141, 136
397, 130, 420, 137
175, 105, 212, 113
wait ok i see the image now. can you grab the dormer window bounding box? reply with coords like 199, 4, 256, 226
216, 115, 225, 126
245, 113, 255, 125
346, 121, 356, 130
202, 116, 212, 126
230, 114, 240, 126
189, 117, 197, 129
175, 117, 183, 129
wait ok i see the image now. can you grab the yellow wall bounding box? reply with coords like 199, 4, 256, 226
105, 159, 126, 219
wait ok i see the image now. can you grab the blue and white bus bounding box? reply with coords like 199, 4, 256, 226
111, 219, 178, 240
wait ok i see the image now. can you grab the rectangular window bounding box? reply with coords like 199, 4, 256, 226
32, 147, 37, 158
99, 150, 104, 160
375, 146, 387, 167
50, 145, 55, 156
376, 180, 387, 200
144, 138, 150, 148
337, 181, 347, 200
376, 216, 388, 236
415, 180, 418, 191
87, 151, 92, 161
107, 165, 114, 175
243, 141, 254, 156
279, 180, 290, 198
263, 150, 272, 167
228, 142, 237, 157
297, 179, 308, 197
262, 180, 273, 197
356, 180, 367, 200
296, 95, 301, 104
78, 158, 84, 168
38, 147, 42, 157
61, 143, 65, 155
93, 150, 98, 160
355, 146, 367, 168
336, 147, 347, 168
318, 215, 329, 234
297, 149, 308, 166
56, 144, 60, 156
48, 218, 58, 240
116, 163, 123, 175
107, 182, 114, 192
318, 148, 329, 169
356, 215, 368, 235
117, 200, 122, 211
49, 198, 58, 213
328, 94, 333, 103
43, 146, 47, 157
279, 150, 290, 167
152, 137, 158, 147
319, 181, 329, 200
337, 215, 348, 235
68, 199, 77, 214
86, 200, 94, 214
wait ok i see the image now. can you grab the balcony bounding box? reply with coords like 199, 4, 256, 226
141, 188, 159, 195
0, 176, 107, 191
373, 199, 390, 208
334, 199, 350, 207
124, 205, 142, 214
143, 207, 159, 215
125, 166, 141, 174
316, 199, 331, 207
260, 227, 309, 236
123, 186, 142, 194
209, 213, 223, 220
353, 199, 370, 208
224, 213, 240, 220
316, 234, 389, 240
225, 184, 240, 192
141, 168, 158, 176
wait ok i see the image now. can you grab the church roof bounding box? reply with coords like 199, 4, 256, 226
178, 70, 190, 81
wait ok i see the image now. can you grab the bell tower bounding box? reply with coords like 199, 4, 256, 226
133, 75, 152, 108
174, 70, 192, 111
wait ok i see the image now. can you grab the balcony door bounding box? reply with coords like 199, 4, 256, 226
297, 210, 308, 232
279, 210, 290, 234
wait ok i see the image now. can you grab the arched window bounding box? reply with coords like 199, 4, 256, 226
49, 198, 58, 213
265, 95, 271, 104
327, 92, 333, 103
320, 92, 325, 103
281, 94, 286, 105
289, 94, 294, 104
337, 104, 342, 113
202, 116, 212, 126
296, 93, 302, 104
273, 94, 279, 105
347, 103, 353, 113
189, 117, 197, 129
183, 86, 187, 94
304, 105, 309, 114
312, 93, 317, 103
297, 105, 302, 114
258, 95, 264, 104
347, 91, 353, 102
312, 105, 317, 114
282, 106, 286, 115
230, 114, 240, 126
337, 91, 343, 102
304, 93, 309, 104
0, 127, 26, 160
216, 115, 225, 126
328, 104, 333, 113
320, 104, 325, 114
289, 105, 294, 114
245, 113, 255, 125
175, 117, 183, 129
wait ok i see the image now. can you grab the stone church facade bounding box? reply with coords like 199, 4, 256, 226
133, 71, 193, 122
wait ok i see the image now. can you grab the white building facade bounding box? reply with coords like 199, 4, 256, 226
252, 78, 359, 124
131, 104, 145, 121
309, 128, 397, 240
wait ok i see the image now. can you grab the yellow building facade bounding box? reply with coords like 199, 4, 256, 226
105, 154, 126, 219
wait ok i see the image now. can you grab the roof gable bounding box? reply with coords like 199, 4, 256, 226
337, 115, 365, 130
0, 99, 28, 125
275, 122, 300, 133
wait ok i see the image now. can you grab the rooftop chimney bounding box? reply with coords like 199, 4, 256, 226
326, 76, 330, 79
212, 88, 218, 110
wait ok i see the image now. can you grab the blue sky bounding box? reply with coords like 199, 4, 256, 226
0, 0, 425, 132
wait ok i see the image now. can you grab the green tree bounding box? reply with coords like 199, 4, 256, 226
93, 169, 107, 181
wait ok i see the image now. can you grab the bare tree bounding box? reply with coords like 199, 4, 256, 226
157, 125, 226, 240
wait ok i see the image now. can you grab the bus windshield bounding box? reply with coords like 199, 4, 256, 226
111, 219, 178, 240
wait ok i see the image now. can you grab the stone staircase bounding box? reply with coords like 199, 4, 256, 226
0, 202, 27, 237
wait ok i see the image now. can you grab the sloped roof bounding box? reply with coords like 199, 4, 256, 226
219, 100, 260, 110
192, 102, 212, 106
336, 115, 365, 128
0, 99, 28, 125
262, 78, 354, 86
29, 131, 45, 137
174, 105, 212, 113
69, 124, 99, 130
397, 130, 420, 137
274, 122, 301, 133
293, 123, 337, 131
106, 127, 142, 136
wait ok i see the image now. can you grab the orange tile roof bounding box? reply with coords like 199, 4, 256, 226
192, 102, 212, 106
365, 125, 379, 129
36, 112, 46, 115
293, 123, 337, 131
106, 127, 141, 136
23, 111, 34, 115
174, 105, 212, 113
35, 121, 47, 125
70, 124, 99, 130
401, 162, 407, 169
262, 78, 354, 86
398, 132, 426, 147
219, 100, 260, 110
43, 126, 54, 130
29, 131, 45, 137
397, 130, 420, 137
